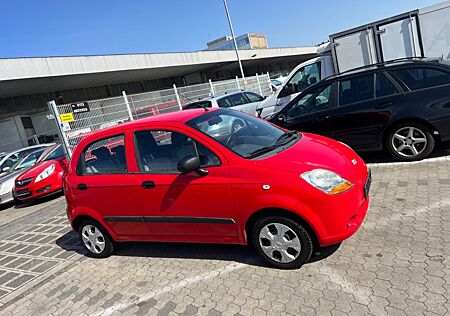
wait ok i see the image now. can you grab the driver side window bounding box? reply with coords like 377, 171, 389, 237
134, 130, 220, 173
285, 62, 321, 95
286, 84, 332, 118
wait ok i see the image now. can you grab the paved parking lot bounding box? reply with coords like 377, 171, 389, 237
0, 151, 449, 315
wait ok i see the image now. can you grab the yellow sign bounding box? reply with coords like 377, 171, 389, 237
60, 113, 74, 123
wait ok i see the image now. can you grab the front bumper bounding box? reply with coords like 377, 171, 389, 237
0, 191, 13, 205
14, 179, 62, 201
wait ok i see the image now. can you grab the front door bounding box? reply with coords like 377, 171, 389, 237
132, 128, 238, 238
277, 82, 335, 138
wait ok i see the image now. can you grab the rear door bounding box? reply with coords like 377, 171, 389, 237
72, 133, 151, 236
276, 82, 336, 137
330, 72, 403, 150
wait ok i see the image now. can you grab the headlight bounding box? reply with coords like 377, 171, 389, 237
300, 169, 353, 194
35, 164, 56, 183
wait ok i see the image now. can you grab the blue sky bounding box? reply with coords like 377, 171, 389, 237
0, 0, 439, 58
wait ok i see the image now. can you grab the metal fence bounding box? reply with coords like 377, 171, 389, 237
50, 73, 272, 155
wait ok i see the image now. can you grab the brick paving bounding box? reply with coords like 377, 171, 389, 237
0, 155, 449, 315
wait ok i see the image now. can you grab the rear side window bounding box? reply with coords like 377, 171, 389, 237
376, 73, 398, 97
228, 93, 248, 106
339, 74, 374, 106
391, 67, 450, 90
217, 96, 233, 108
77, 135, 127, 175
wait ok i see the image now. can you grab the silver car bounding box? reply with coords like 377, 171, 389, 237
0, 144, 53, 177
183, 91, 265, 141
0, 148, 48, 205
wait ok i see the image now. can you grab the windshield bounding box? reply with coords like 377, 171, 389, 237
183, 101, 212, 110
11, 149, 46, 171
42, 145, 65, 161
186, 109, 297, 158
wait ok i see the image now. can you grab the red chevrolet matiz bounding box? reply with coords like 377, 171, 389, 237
64, 108, 370, 269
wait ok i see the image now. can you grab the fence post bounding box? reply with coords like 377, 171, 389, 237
173, 84, 183, 110
122, 91, 134, 121
255, 73, 263, 95
47, 100, 72, 159
235, 76, 241, 90
209, 79, 215, 97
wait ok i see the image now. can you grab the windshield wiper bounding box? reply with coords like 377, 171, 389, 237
248, 145, 281, 158
275, 130, 298, 144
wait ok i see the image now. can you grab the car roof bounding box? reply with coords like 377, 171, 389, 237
323, 57, 450, 82
190, 90, 249, 103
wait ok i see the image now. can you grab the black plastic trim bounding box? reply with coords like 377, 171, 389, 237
104, 216, 235, 224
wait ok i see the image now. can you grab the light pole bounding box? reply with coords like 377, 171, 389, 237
222, 0, 245, 80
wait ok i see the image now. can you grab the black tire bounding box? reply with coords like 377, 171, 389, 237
251, 216, 313, 269
385, 122, 435, 161
78, 219, 114, 258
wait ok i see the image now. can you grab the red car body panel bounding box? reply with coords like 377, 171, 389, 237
64, 108, 370, 247
14, 157, 67, 201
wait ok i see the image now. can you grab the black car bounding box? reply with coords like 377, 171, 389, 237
268, 58, 450, 161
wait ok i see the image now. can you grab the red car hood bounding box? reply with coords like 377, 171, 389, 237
254, 133, 367, 183
17, 157, 67, 180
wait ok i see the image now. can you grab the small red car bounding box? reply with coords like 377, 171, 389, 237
64, 108, 370, 269
14, 145, 68, 203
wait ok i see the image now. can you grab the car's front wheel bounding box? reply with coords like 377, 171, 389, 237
252, 217, 313, 269
79, 219, 114, 258
386, 122, 435, 161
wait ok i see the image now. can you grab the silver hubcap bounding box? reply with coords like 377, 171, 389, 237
259, 223, 301, 263
392, 127, 427, 157
81, 225, 106, 254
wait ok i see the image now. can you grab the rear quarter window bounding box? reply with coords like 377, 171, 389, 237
391, 67, 450, 90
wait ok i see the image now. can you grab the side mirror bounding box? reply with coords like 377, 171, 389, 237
177, 155, 208, 176
278, 84, 296, 98
277, 113, 287, 123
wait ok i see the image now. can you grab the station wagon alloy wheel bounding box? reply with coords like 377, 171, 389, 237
259, 223, 301, 263
81, 225, 106, 254
392, 126, 427, 158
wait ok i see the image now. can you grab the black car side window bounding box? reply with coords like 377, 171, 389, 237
391, 67, 450, 91
339, 74, 374, 106
217, 96, 233, 108
376, 73, 398, 98
286, 84, 332, 118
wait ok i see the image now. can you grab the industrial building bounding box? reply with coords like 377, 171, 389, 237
0, 45, 317, 151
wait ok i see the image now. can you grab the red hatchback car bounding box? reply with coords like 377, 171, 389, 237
64, 108, 370, 269
14, 145, 68, 203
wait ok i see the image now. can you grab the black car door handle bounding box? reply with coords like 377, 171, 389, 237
142, 181, 155, 189
376, 101, 392, 109
77, 183, 88, 190
317, 115, 331, 121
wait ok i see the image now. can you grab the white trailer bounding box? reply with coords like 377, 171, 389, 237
257, 0, 450, 118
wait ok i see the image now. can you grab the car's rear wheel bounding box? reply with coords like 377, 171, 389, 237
79, 219, 113, 258
386, 122, 435, 161
252, 217, 313, 269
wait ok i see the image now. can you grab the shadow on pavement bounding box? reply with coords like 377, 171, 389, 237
360, 141, 450, 164
56, 231, 341, 269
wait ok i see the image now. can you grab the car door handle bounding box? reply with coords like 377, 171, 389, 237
142, 181, 155, 189
77, 183, 88, 190
375, 101, 392, 109
317, 115, 331, 121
